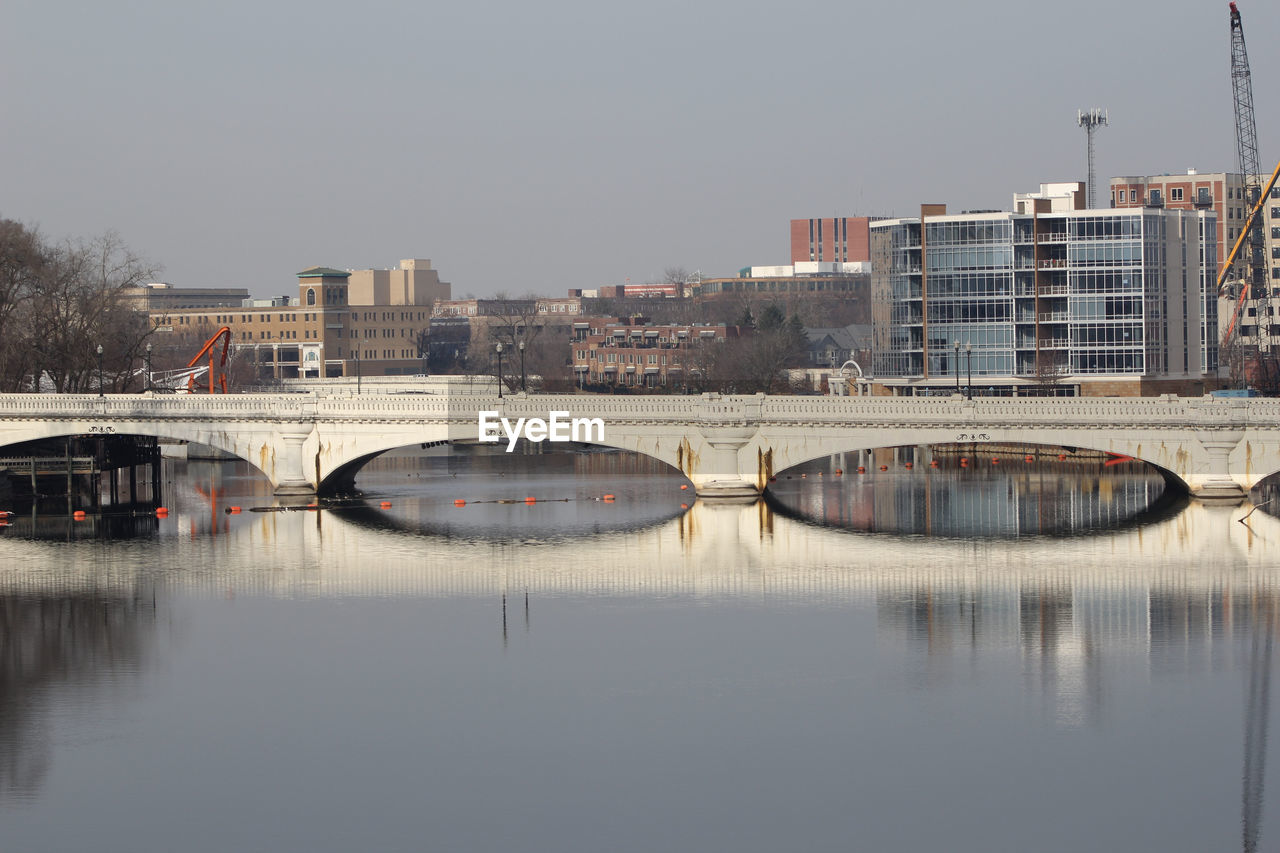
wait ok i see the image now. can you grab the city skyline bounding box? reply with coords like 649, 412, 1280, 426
4, 0, 1278, 298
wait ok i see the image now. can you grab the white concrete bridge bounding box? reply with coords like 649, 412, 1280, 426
0, 391, 1277, 500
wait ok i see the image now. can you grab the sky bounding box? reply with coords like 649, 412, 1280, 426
4, 0, 1279, 299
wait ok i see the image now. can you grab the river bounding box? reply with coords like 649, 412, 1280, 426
0, 446, 1277, 853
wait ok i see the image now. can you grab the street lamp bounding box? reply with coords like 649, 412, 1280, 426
97, 344, 104, 397
518, 340, 526, 392
145, 342, 153, 392
953, 340, 960, 394
495, 342, 504, 399
964, 343, 973, 400
354, 349, 361, 395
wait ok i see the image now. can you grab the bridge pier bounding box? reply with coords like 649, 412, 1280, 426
272, 426, 317, 496
689, 427, 761, 501
1189, 429, 1249, 503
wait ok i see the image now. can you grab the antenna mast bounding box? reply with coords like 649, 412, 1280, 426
1077, 109, 1109, 209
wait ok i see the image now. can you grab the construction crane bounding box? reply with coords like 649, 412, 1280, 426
1223, 3, 1277, 390
184, 326, 233, 394
1231, 2, 1264, 293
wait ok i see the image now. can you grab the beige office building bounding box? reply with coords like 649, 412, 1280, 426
150, 259, 450, 380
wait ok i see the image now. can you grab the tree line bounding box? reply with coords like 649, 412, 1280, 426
0, 219, 155, 392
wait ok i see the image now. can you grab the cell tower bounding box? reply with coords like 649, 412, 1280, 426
1077, 109, 1109, 208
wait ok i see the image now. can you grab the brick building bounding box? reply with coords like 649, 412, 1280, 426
790, 217, 873, 264
150, 259, 450, 380
570, 319, 743, 388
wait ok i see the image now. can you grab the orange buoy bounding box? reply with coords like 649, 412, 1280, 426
930, 460, 939, 468
1057, 454, 1066, 461
73, 510, 87, 520
680, 484, 688, 490
380, 501, 392, 509
230, 506, 242, 514
680, 503, 688, 510
960, 457, 968, 464
453, 499, 466, 507
960, 460, 969, 468
306, 504, 318, 511
992, 458, 1000, 465
525, 497, 536, 504
603, 494, 616, 502
904, 462, 913, 469
155, 508, 168, 517
857, 466, 866, 473
1025, 455, 1034, 463
879, 465, 888, 471
801, 473, 807, 479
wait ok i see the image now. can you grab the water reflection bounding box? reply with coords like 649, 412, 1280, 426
1, 451, 1279, 852
0, 590, 154, 800
766, 454, 1182, 537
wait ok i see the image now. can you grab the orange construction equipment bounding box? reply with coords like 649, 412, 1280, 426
186, 326, 232, 394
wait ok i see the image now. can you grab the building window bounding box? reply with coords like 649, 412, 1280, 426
1119, 190, 1126, 202
306, 289, 316, 306
1170, 187, 1184, 201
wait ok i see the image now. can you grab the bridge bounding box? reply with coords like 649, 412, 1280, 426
0, 391, 1277, 501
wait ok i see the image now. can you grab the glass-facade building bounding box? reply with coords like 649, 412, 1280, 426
870, 207, 1217, 396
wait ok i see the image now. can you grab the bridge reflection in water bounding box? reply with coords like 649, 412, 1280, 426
1, 452, 1279, 850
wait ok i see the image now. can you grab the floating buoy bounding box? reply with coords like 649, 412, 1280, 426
835, 469, 843, 475
904, 462, 913, 469
801, 474, 807, 479
306, 504, 318, 511
680, 484, 688, 490
960, 460, 969, 468
380, 501, 391, 509
525, 497, 536, 504
879, 465, 888, 471
73, 510, 87, 520
1025, 455, 1034, 463
960, 457, 968, 464
680, 503, 688, 510
603, 494, 616, 502
1057, 454, 1066, 461
155, 507, 168, 517
453, 499, 466, 507
857, 466, 866, 474
930, 460, 939, 468
229, 506, 242, 514
991, 458, 1000, 465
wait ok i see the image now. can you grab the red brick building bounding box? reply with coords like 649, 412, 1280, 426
570, 319, 743, 388
790, 217, 873, 264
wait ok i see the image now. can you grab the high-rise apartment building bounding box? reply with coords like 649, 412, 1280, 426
870, 204, 1217, 397
1109, 171, 1252, 282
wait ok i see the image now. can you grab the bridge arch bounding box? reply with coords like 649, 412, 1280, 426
763, 436, 1191, 494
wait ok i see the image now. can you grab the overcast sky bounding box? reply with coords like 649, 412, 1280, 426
4, 0, 1278, 298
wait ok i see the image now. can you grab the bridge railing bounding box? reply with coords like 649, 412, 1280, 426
1, 392, 1280, 430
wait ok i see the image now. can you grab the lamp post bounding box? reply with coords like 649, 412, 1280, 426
354, 349, 361, 395
495, 342, 504, 399
518, 340, 526, 392
145, 342, 153, 392
97, 344, 104, 397
953, 340, 960, 394
964, 343, 973, 400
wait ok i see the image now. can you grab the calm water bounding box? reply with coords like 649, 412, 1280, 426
1, 446, 1278, 853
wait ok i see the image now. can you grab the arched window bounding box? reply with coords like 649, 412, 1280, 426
306, 288, 316, 306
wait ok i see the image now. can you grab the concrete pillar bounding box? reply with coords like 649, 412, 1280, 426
273, 425, 317, 496
1191, 428, 1247, 502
